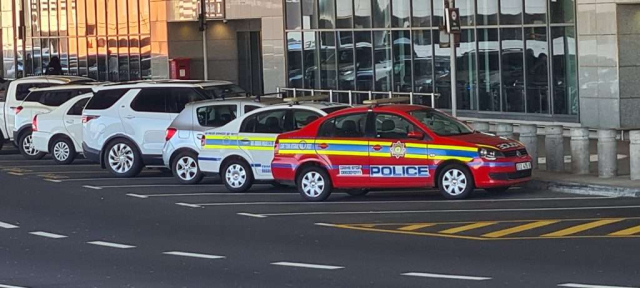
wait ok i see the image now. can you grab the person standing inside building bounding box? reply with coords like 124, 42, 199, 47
45, 56, 62, 75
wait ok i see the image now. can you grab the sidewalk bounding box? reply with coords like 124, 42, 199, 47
528, 170, 640, 198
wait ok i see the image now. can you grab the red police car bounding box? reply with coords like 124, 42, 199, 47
271, 98, 533, 201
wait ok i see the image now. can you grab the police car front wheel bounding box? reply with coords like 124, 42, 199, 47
438, 164, 474, 199
222, 160, 254, 192
297, 167, 332, 202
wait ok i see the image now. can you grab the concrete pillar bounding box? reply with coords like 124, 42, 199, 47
545, 126, 565, 172
629, 131, 640, 180
472, 122, 490, 133
519, 125, 538, 169
496, 123, 514, 139
570, 128, 590, 175
597, 129, 618, 178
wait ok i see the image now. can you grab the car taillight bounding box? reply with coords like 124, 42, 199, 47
274, 138, 280, 155
165, 128, 177, 141
14, 106, 23, 114
32, 115, 38, 132
82, 115, 99, 124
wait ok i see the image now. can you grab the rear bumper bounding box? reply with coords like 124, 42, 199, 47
82, 142, 101, 164
12, 131, 19, 146
32, 131, 50, 153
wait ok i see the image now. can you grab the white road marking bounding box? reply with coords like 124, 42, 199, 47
83, 185, 102, 190
7, 172, 24, 176
126, 193, 149, 198
48, 177, 174, 182
43, 179, 62, 183
271, 261, 344, 270
558, 283, 638, 288
129, 192, 295, 198
402, 272, 491, 281
260, 205, 640, 217
0, 164, 96, 168
237, 213, 267, 218
0, 283, 29, 288
29, 231, 67, 239
23, 171, 107, 175
163, 251, 226, 259
91, 184, 226, 189
176, 203, 202, 208
87, 241, 136, 249
314, 223, 338, 227
0, 221, 19, 229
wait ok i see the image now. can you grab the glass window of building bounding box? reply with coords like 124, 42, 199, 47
287, 32, 303, 88
336, 0, 353, 28
318, 0, 335, 29
525, 27, 549, 113
433, 31, 450, 109
354, 31, 373, 90
320, 32, 337, 89
129, 37, 140, 80
78, 37, 88, 76
551, 0, 575, 23
457, 29, 477, 110
129, 0, 139, 34
525, 0, 546, 24
354, 0, 372, 28
412, 0, 431, 27
373, 0, 391, 28
459, 0, 475, 26
551, 27, 578, 115
118, 0, 128, 35
118, 37, 130, 81
477, 28, 500, 111
87, 0, 97, 35
303, 32, 318, 88
477, 0, 498, 26
412, 30, 433, 95
302, 0, 318, 29
501, 28, 525, 112
286, 0, 302, 30
337, 31, 354, 90
500, 0, 522, 25
373, 31, 391, 91
393, 30, 412, 92
392, 0, 411, 28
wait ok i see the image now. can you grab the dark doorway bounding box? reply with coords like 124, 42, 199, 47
237, 31, 263, 96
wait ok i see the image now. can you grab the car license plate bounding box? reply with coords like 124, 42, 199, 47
516, 162, 532, 171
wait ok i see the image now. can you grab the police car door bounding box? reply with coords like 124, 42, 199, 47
238, 108, 287, 178
369, 113, 430, 187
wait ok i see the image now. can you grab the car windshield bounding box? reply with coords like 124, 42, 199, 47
203, 84, 248, 99
409, 108, 474, 136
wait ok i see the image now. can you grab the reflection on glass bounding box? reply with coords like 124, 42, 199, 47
59, 0, 67, 36
302, 0, 317, 29
500, 0, 522, 24
319, 0, 335, 29
78, 37, 88, 76
336, 0, 352, 28
525, 0, 546, 24
320, 32, 336, 89
88, 37, 98, 79
141, 36, 151, 79
303, 32, 317, 88
551, 27, 577, 115
392, 30, 411, 92
413, 30, 433, 97
457, 30, 476, 110
60, 39, 69, 73
433, 31, 450, 109
24, 40, 34, 76
118, 37, 129, 81
140, 0, 150, 34
477, 0, 498, 25
41, 39, 50, 70
286, 0, 301, 30
551, 0, 574, 23
69, 37, 78, 75
477, 29, 500, 111
354, 31, 373, 90
354, 0, 371, 28
433, 0, 444, 28
68, 0, 76, 36
30, 0, 39, 36
286, 32, 303, 88
97, 0, 106, 35
459, 0, 475, 26
373, 0, 390, 28
525, 27, 549, 113
337, 31, 354, 90
373, 31, 391, 91
392, 0, 410, 28
412, 0, 430, 27
118, 0, 128, 35
129, 0, 139, 34
33, 39, 42, 75
50, 0, 59, 36
41, 0, 49, 36
501, 28, 525, 112
108, 0, 117, 35
107, 38, 118, 81
78, 0, 87, 35
129, 37, 140, 80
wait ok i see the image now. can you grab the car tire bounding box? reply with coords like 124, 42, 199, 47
345, 189, 369, 197
222, 159, 254, 192
50, 137, 76, 165
172, 151, 204, 185
438, 164, 475, 199
19, 131, 46, 160
104, 139, 143, 178
297, 166, 332, 202
485, 187, 510, 193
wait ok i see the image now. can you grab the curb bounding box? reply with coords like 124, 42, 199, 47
527, 179, 640, 198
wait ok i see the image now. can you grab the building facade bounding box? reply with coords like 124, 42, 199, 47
1, 0, 639, 129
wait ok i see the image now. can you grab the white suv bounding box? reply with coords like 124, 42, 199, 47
82, 81, 211, 177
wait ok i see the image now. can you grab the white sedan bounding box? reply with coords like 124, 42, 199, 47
32, 94, 92, 164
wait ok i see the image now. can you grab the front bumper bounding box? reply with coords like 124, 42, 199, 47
468, 156, 533, 188
162, 141, 175, 168
82, 142, 101, 164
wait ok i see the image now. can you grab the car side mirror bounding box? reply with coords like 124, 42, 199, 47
407, 131, 424, 140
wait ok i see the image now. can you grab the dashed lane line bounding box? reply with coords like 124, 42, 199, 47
558, 283, 638, 288
0, 283, 29, 288
237, 213, 268, 218
83, 185, 102, 190
176, 203, 203, 208
87, 241, 136, 249
402, 272, 492, 281
87, 184, 228, 189
48, 177, 174, 182
0, 164, 96, 169
0, 221, 19, 229
127, 192, 295, 199
271, 261, 344, 270
163, 251, 226, 259
29, 231, 68, 239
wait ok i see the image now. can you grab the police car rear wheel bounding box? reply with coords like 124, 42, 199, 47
223, 160, 253, 192
438, 165, 474, 199
297, 167, 332, 202
173, 151, 203, 184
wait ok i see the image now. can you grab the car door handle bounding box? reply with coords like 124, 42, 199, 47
124, 115, 135, 119
318, 143, 328, 149
372, 144, 382, 151
240, 138, 251, 144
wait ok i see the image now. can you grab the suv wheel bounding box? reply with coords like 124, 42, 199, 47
51, 137, 76, 164
222, 160, 253, 192
297, 166, 332, 202
438, 164, 474, 199
19, 132, 46, 160
172, 151, 203, 184
105, 139, 142, 178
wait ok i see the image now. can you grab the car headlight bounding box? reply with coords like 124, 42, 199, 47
479, 148, 505, 160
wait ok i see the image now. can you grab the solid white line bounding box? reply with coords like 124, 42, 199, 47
237, 212, 267, 218
43, 179, 62, 183
176, 203, 202, 208
130, 192, 295, 197
7, 172, 24, 176
163, 251, 226, 259
402, 272, 491, 281
0, 164, 96, 168
0, 221, 19, 229
87, 241, 136, 249
126, 193, 149, 199
0, 284, 29, 288
23, 171, 106, 175
314, 223, 338, 227
93, 184, 226, 189
260, 205, 640, 217
29, 231, 67, 239
271, 261, 344, 270
83, 185, 102, 190
559, 283, 638, 288
51, 177, 174, 182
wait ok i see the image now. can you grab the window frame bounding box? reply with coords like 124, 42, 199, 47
67, 97, 91, 116
196, 104, 238, 127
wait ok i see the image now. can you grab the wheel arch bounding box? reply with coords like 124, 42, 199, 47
169, 147, 198, 169
48, 133, 73, 152
16, 125, 33, 143
434, 160, 474, 188
294, 160, 331, 185
219, 154, 252, 177
100, 134, 143, 168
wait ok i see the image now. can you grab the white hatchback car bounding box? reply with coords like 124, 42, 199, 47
82, 81, 212, 177
198, 96, 349, 191
32, 93, 92, 164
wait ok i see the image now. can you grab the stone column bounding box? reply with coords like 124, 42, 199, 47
496, 123, 514, 139
630, 131, 640, 180
597, 129, 618, 178
472, 122, 490, 133
570, 128, 590, 175
545, 126, 565, 172
519, 125, 538, 169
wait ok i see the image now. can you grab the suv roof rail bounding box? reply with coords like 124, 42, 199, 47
362, 97, 410, 107
283, 95, 329, 104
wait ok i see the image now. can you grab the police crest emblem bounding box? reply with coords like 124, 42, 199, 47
390, 141, 407, 159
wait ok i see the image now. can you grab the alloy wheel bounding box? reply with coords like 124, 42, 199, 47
22, 135, 40, 156
53, 141, 70, 161
176, 156, 198, 181
108, 143, 134, 174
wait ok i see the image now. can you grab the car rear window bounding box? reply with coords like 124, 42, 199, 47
85, 88, 129, 110
16, 83, 57, 101
26, 89, 92, 107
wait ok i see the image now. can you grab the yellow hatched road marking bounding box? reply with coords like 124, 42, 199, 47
397, 223, 435, 231
482, 220, 558, 238
439, 222, 497, 235
609, 224, 640, 236
542, 219, 624, 237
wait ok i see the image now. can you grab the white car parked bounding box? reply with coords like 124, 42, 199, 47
82, 81, 213, 178
198, 96, 349, 191
32, 94, 92, 164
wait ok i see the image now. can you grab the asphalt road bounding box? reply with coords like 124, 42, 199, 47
0, 146, 639, 288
